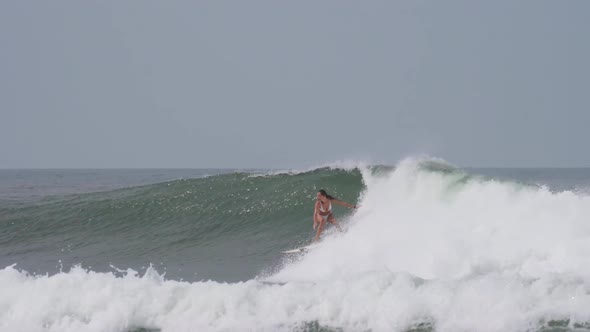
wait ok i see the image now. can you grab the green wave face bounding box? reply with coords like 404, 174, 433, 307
0, 168, 364, 281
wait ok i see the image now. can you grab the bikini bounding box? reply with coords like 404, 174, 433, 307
318, 200, 332, 220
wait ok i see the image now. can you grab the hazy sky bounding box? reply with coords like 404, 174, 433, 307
1, 1, 589, 168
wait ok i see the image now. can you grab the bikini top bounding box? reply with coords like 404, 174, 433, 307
319, 200, 332, 213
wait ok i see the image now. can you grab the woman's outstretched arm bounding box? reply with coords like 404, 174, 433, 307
331, 199, 357, 209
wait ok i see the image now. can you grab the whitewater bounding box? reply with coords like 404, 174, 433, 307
2, 159, 590, 332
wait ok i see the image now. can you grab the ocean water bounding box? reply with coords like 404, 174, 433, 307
2, 159, 590, 332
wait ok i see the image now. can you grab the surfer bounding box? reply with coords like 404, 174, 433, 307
313, 189, 357, 242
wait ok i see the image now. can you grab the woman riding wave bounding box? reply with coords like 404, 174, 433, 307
313, 189, 357, 242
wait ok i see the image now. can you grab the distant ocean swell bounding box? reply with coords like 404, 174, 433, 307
2, 159, 590, 331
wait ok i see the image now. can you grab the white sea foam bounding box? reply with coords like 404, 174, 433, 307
252, 159, 372, 177
3, 158, 590, 331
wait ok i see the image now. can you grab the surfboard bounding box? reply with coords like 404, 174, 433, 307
281, 247, 308, 254
281, 244, 318, 254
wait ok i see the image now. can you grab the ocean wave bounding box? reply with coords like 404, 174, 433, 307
4, 158, 590, 331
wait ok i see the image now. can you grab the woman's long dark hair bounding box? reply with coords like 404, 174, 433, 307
318, 189, 335, 200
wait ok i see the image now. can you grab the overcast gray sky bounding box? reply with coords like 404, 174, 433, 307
1, 1, 589, 168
